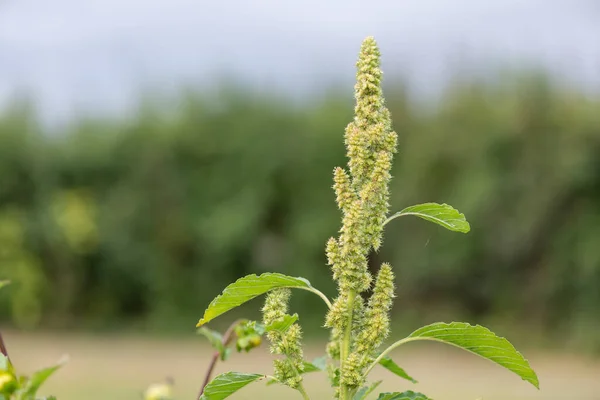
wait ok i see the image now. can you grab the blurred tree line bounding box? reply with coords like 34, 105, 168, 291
0, 74, 598, 349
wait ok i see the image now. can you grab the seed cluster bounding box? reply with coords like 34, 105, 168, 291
324, 37, 398, 392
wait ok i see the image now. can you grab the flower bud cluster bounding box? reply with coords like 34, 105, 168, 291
262, 289, 305, 389
325, 37, 399, 393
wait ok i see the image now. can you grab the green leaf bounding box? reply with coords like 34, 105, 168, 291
299, 355, 327, 375
0, 355, 11, 372
354, 380, 382, 400
310, 355, 327, 371
265, 314, 299, 333
385, 203, 470, 233
200, 372, 264, 400
197, 273, 329, 327
379, 357, 417, 383
301, 361, 322, 374
197, 327, 228, 360
22, 356, 67, 396
0, 281, 9, 290
407, 322, 539, 389
376, 391, 431, 400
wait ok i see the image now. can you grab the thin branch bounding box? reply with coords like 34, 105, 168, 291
197, 319, 245, 400
0, 331, 9, 361
364, 337, 422, 377
296, 287, 332, 309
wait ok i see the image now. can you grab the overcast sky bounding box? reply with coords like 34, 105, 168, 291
1, 0, 599, 123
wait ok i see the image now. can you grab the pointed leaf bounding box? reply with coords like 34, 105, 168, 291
310, 355, 327, 371
200, 372, 264, 400
379, 357, 417, 383
197, 327, 228, 360
301, 360, 324, 374
0, 355, 12, 372
376, 391, 431, 400
408, 322, 538, 388
266, 314, 299, 333
197, 273, 329, 327
299, 355, 327, 374
385, 203, 470, 233
22, 356, 67, 396
354, 380, 382, 400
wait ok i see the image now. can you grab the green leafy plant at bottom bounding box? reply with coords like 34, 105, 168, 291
150, 36, 540, 400
0, 281, 66, 400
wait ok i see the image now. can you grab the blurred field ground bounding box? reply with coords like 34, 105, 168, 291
5, 329, 600, 400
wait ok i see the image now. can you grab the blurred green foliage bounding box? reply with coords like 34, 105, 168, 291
0, 74, 598, 349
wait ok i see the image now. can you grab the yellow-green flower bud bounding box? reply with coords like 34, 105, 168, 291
325, 294, 349, 330
355, 263, 395, 362
326, 36, 398, 396
333, 167, 356, 213
262, 289, 305, 390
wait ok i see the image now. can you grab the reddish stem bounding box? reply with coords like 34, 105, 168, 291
197, 319, 244, 400
0, 332, 9, 360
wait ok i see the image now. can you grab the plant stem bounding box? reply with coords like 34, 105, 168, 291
297, 287, 332, 309
363, 337, 421, 377
340, 290, 357, 400
289, 360, 311, 400
197, 319, 244, 400
0, 331, 9, 361
297, 383, 311, 400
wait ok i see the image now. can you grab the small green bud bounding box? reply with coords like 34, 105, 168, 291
0, 371, 17, 395
333, 167, 356, 213
273, 359, 302, 389
325, 294, 349, 330
340, 352, 364, 388
262, 288, 290, 326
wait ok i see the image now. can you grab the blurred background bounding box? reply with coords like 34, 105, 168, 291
1, 0, 600, 399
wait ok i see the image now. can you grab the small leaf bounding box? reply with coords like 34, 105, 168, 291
0, 355, 12, 372
408, 322, 539, 388
354, 380, 382, 400
222, 347, 232, 361
0, 371, 18, 395
310, 355, 327, 371
22, 356, 67, 396
198, 327, 227, 359
385, 203, 470, 233
300, 355, 327, 374
0, 281, 9, 290
379, 357, 417, 383
197, 273, 328, 327
301, 361, 322, 374
200, 372, 264, 400
376, 391, 431, 400
265, 314, 299, 333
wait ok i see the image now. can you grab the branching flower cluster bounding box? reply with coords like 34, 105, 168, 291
192, 36, 539, 400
